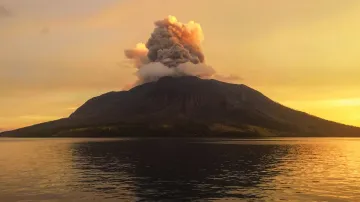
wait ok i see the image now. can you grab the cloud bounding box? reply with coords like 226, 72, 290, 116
66, 107, 78, 111
117, 60, 133, 69
18, 115, 63, 120
214, 74, 242, 82
124, 16, 216, 85
0, 6, 11, 18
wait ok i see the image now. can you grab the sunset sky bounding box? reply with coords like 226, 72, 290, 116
1, 0, 360, 131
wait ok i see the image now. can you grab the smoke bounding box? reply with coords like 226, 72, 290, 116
147, 16, 205, 66
124, 43, 149, 69
125, 16, 215, 85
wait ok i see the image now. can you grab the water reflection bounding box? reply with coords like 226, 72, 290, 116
0, 139, 77, 201
1, 138, 360, 201
70, 139, 290, 201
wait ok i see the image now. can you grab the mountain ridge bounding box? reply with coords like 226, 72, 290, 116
2, 76, 360, 137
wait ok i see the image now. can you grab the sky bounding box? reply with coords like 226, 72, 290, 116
1, 0, 360, 131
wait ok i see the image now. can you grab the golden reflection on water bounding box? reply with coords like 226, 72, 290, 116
0, 139, 81, 201
0, 138, 135, 201
270, 139, 360, 201
0, 138, 360, 201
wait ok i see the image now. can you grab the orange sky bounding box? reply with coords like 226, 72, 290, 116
1, 0, 360, 131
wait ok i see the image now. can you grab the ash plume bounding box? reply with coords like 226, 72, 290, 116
125, 16, 215, 85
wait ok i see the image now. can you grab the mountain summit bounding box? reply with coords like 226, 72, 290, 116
2, 76, 360, 137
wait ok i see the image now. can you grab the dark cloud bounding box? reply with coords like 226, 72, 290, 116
0, 6, 11, 18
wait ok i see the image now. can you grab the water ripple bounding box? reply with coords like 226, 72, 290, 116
0, 138, 360, 201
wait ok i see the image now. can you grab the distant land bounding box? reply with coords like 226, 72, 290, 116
1, 76, 360, 137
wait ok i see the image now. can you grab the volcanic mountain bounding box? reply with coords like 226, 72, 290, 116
2, 76, 360, 137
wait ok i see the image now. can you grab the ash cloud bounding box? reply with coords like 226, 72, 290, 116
125, 16, 215, 85
147, 16, 205, 67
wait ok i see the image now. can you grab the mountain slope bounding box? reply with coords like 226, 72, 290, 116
2, 76, 360, 137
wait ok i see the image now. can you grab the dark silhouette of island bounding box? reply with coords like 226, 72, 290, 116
2, 76, 360, 137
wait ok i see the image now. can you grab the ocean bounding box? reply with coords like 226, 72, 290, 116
0, 138, 359, 201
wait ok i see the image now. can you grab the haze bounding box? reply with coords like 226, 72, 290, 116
1, 0, 360, 131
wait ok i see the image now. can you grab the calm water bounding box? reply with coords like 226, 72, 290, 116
0, 138, 360, 201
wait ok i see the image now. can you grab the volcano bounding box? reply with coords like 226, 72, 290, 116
2, 76, 360, 137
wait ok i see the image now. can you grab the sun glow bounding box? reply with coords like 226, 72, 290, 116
329, 99, 360, 107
